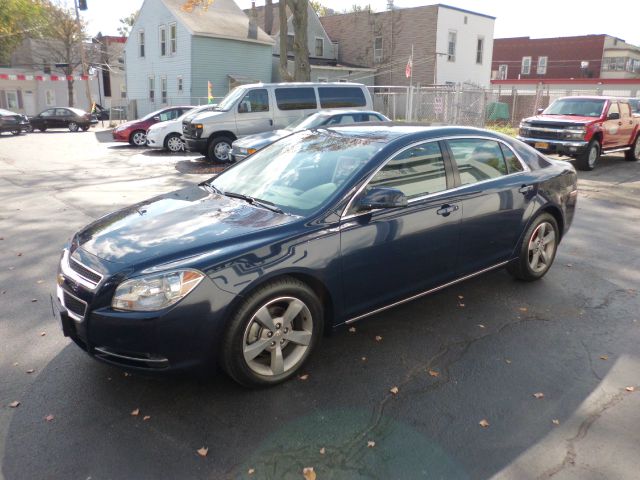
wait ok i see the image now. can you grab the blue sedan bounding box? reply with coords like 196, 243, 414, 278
56, 126, 577, 387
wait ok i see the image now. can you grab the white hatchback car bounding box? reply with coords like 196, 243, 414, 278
146, 105, 217, 152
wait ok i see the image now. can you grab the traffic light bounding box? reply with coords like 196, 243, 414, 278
78, 0, 87, 10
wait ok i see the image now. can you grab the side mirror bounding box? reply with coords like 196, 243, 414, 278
356, 187, 408, 211
607, 112, 620, 120
536, 108, 544, 114
153, 115, 160, 121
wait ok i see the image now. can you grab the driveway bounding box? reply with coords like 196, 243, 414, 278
1, 130, 639, 479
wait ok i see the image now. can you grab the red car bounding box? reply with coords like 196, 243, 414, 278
112, 106, 194, 146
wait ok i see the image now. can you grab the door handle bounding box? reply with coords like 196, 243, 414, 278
436, 204, 458, 216
519, 184, 534, 194
269, 119, 273, 126
617, 121, 622, 126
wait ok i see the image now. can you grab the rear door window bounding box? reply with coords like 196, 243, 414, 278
447, 139, 508, 185
499, 143, 524, 173
275, 88, 317, 110
318, 87, 366, 108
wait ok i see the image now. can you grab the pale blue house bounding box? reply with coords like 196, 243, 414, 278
125, 0, 274, 117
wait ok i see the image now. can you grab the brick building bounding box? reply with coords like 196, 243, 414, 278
492, 34, 640, 81
320, 4, 495, 87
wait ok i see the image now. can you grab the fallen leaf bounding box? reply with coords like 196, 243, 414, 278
625, 386, 635, 392
375, 335, 383, 342
566, 263, 573, 267
31, 298, 38, 303
477, 324, 485, 328
361, 356, 367, 361
8, 401, 20, 408
13, 362, 18, 366
505, 359, 512, 364
348, 326, 356, 333
367, 440, 376, 448
599, 355, 608, 360
197, 446, 208, 457
143, 416, 151, 421
17, 252, 22, 256
9, 267, 15, 270
319, 447, 326, 455
533, 392, 545, 399
389, 386, 399, 395
519, 307, 528, 312
552, 419, 560, 425
299, 374, 309, 381
248, 468, 255, 475
457, 295, 464, 299
39, 331, 46, 336
44, 414, 54, 422
458, 303, 465, 308
124, 372, 131, 377
428, 369, 440, 377
26, 369, 35, 374
479, 419, 490, 428
130, 408, 140, 416
36, 280, 44, 284
302, 467, 316, 480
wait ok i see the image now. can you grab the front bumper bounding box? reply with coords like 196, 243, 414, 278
517, 136, 588, 156
56, 250, 235, 373
184, 137, 207, 153
112, 129, 130, 142
145, 130, 164, 148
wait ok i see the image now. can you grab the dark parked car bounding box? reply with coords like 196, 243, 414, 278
56, 126, 577, 387
230, 109, 390, 161
30, 107, 97, 132
0, 108, 31, 135
112, 106, 195, 146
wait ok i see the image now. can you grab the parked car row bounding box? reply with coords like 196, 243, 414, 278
0, 108, 31, 135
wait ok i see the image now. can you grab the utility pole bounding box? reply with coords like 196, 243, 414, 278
74, 0, 93, 109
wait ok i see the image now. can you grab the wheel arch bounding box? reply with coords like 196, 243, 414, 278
207, 130, 237, 145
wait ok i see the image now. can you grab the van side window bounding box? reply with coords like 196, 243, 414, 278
275, 88, 317, 110
238, 89, 269, 113
318, 87, 366, 108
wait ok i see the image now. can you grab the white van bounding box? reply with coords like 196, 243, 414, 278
182, 82, 373, 162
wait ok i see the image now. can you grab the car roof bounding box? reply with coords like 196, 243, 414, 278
322, 124, 503, 141
314, 109, 382, 116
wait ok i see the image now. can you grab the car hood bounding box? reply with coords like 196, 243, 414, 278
148, 118, 179, 131
526, 115, 597, 125
73, 185, 294, 266
234, 130, 291, 149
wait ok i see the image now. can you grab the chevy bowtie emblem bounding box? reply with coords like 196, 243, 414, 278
57, 274, 65, 286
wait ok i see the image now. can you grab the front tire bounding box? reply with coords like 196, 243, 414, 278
129, 130, 147, 146
576, 139, 600, 171
165, 133, 185, 152
38, 127, 47, 132
625, 135, 639, 162
81, 125, 90, 132
221, 277, 323, 388
207, 136, 233, 163
68, 121, 79, 132
507, 213, 559, 282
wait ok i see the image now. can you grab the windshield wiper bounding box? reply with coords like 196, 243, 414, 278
224, 191, 284, 214
200, 182, 223, 194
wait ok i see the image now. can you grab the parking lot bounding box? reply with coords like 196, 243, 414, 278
1, 128, 640, 479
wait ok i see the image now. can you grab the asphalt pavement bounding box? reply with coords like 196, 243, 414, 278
0, 129, 639, 480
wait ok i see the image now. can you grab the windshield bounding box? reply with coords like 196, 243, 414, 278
141, 108, 169, 121
285, 113, 330, 131
216, 87, 246, 111
543, 99, 606, 117
210, 130, 384, 215
179, 105, 212, 121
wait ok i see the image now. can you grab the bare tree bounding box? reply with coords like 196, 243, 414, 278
41, 2, 86, 107
279, 0, 310, 82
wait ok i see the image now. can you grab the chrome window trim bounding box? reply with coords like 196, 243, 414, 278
340, 135, 531, 221
60, 249, 103, 291
345, 260, 510, 324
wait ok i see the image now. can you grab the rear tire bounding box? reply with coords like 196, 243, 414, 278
38, 127, 47, 132
576, 139, 599, 171
221, 277, 323, 388
507, 213, 559, 282
207, 136, 233, 163
81, 125, 90, 132
625, 135, 639, 162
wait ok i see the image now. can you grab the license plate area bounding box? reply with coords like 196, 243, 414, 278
534, 142, 549, 149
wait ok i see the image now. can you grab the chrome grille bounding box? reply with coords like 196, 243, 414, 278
63, 290, 87, 319
69, 258, 102, 284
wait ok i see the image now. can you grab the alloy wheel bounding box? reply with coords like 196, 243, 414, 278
167, 135, 184, 152
588, 144, 598, 167
214, 142, 231, 161
69, 122, 79, 132
132, 131, 146, 146
527, 221, 556, 273
242, 296, 313, 377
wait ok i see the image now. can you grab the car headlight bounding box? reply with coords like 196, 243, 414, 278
563, 127, 586, 140
519, 122, 531, 129
112, 269, 205, 312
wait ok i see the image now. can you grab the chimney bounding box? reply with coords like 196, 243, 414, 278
265, 0, 274, 36
248, 1, 258, 40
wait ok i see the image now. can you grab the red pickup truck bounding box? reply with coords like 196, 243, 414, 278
517, 96, 640, 170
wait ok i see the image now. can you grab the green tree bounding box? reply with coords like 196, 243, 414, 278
0, 0, 48, 65
117, 11, 139, 37
310, 0, 332, 17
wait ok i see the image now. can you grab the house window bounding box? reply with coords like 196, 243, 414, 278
615, 57, 625, 71
315, 38, 324, 57
169, 23, 177, 54
120, 84, 126, 99
149, 76, 155, 101
374, 36, 383, 62
159, 26, 166, 56
6, 91, 19, 109
476, 37, 484, 64
521, 56, 531, 75
447, 31, 456, 62
139, 30, 145, 57
161, 76, 167, 103
287, 34, 294, 52
537, 56, 548, 74
498, 64, 508, 80
177, 75, 183, 94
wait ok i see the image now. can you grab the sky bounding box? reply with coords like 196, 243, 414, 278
77, 0, 640, 47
